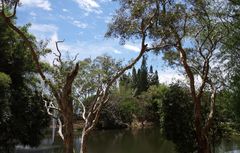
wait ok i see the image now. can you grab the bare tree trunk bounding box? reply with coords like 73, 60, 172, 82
80, 128, 89, 153
62, 99, 74, 153
196, 134, 210, 153
194, 98, 210, 153
51, 112, 56, 144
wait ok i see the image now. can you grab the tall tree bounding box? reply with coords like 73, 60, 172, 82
0, 16, 49, 152
1, 2, 80, 153
134, 55, 149, 96
149, 68, 159, 86
222, 1, 240, 122
149, 65, 153, 73
131, 67, 138, 90
139, 55, 149, 92
154, 70, 159, 85
109, 1, 226, 152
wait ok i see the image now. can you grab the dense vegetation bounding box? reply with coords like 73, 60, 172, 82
0, 0, 240, 153
0, 17, 49, 152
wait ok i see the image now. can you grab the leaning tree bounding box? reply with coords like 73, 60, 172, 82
108, 0, 226, 153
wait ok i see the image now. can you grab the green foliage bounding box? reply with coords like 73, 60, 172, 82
132, 56, 160, 96
131, 67, 138, 89
133, 55, 149, 95
137, 85, 168, 124
116, 83, 137, 124
216, 90, 235, 123
0, 72, 12, 151
162, 84, 196, 153
230, 72, 240, 125
73, 55, 122, 112
138, 55, 149, 93
0, 72, 11, 88
97, 83, 137, 128
222, 1, 240, 73
0, 16, 49, 152
10, 90, 49, 146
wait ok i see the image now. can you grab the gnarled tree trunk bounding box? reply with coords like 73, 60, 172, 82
62, 99, 74, 153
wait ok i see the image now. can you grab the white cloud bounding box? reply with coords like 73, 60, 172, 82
50, 40, 125, 61
73, 20, 88, 29
30, 24, 58, 34
21, 0, 52, 11
59, 15, 74, 21
62, 8, 69, 12
30, 12, 37, 16
74, 0, 102, 14
94, 35, 103, 40
113, 49, 121, 54
158, 69, 185, 84
124, 44, 140, 52
59, 15, 88, 29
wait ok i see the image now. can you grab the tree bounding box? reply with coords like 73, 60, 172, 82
162, 84, 196, 153
222, 0, 240, 74
0, 16, 49, 152
149, 65, 153, 73
138, 55, 149, 93
1, 2, 80, 153
154, 70, 159, 85
137, 84, 168, 124
133, 56, 151, 96
149, 69, 159, 86
230, 73, 240, 123
76, 38, 148, 153
131, 67, 138, 90
222, 0, 240, 124
109, 1, 226, 152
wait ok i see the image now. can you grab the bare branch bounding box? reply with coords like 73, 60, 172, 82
57, 118, 64, 140
55, 40, 64, 65
79, 100, 86, 121
72, 53, 79, 62
43, 96, 64, 140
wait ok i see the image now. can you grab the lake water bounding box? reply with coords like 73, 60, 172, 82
15, 128, 240, 153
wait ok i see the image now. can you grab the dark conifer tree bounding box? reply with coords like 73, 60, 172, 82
149, 65, 153, 73
131, 67, 138, 89
153, 70, 159, 85
134, 55, 149, 95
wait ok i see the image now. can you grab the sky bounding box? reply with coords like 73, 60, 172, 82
16, 0, 184, 84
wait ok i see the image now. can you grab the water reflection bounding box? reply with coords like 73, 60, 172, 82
15, 128, 240, 153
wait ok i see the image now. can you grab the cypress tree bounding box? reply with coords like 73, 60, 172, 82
153, 70, 159, 85
132, 67, 137, 89
136, 55, 149, 95
149, 65, 153, 73
135, 68, 142, 95
148, 66, 159, 86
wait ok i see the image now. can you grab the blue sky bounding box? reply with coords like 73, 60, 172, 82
16, 0, 183, 83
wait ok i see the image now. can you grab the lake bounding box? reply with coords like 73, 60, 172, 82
15, 128, 240, 153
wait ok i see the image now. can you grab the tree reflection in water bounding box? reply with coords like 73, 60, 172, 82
15, 128, 240, 153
